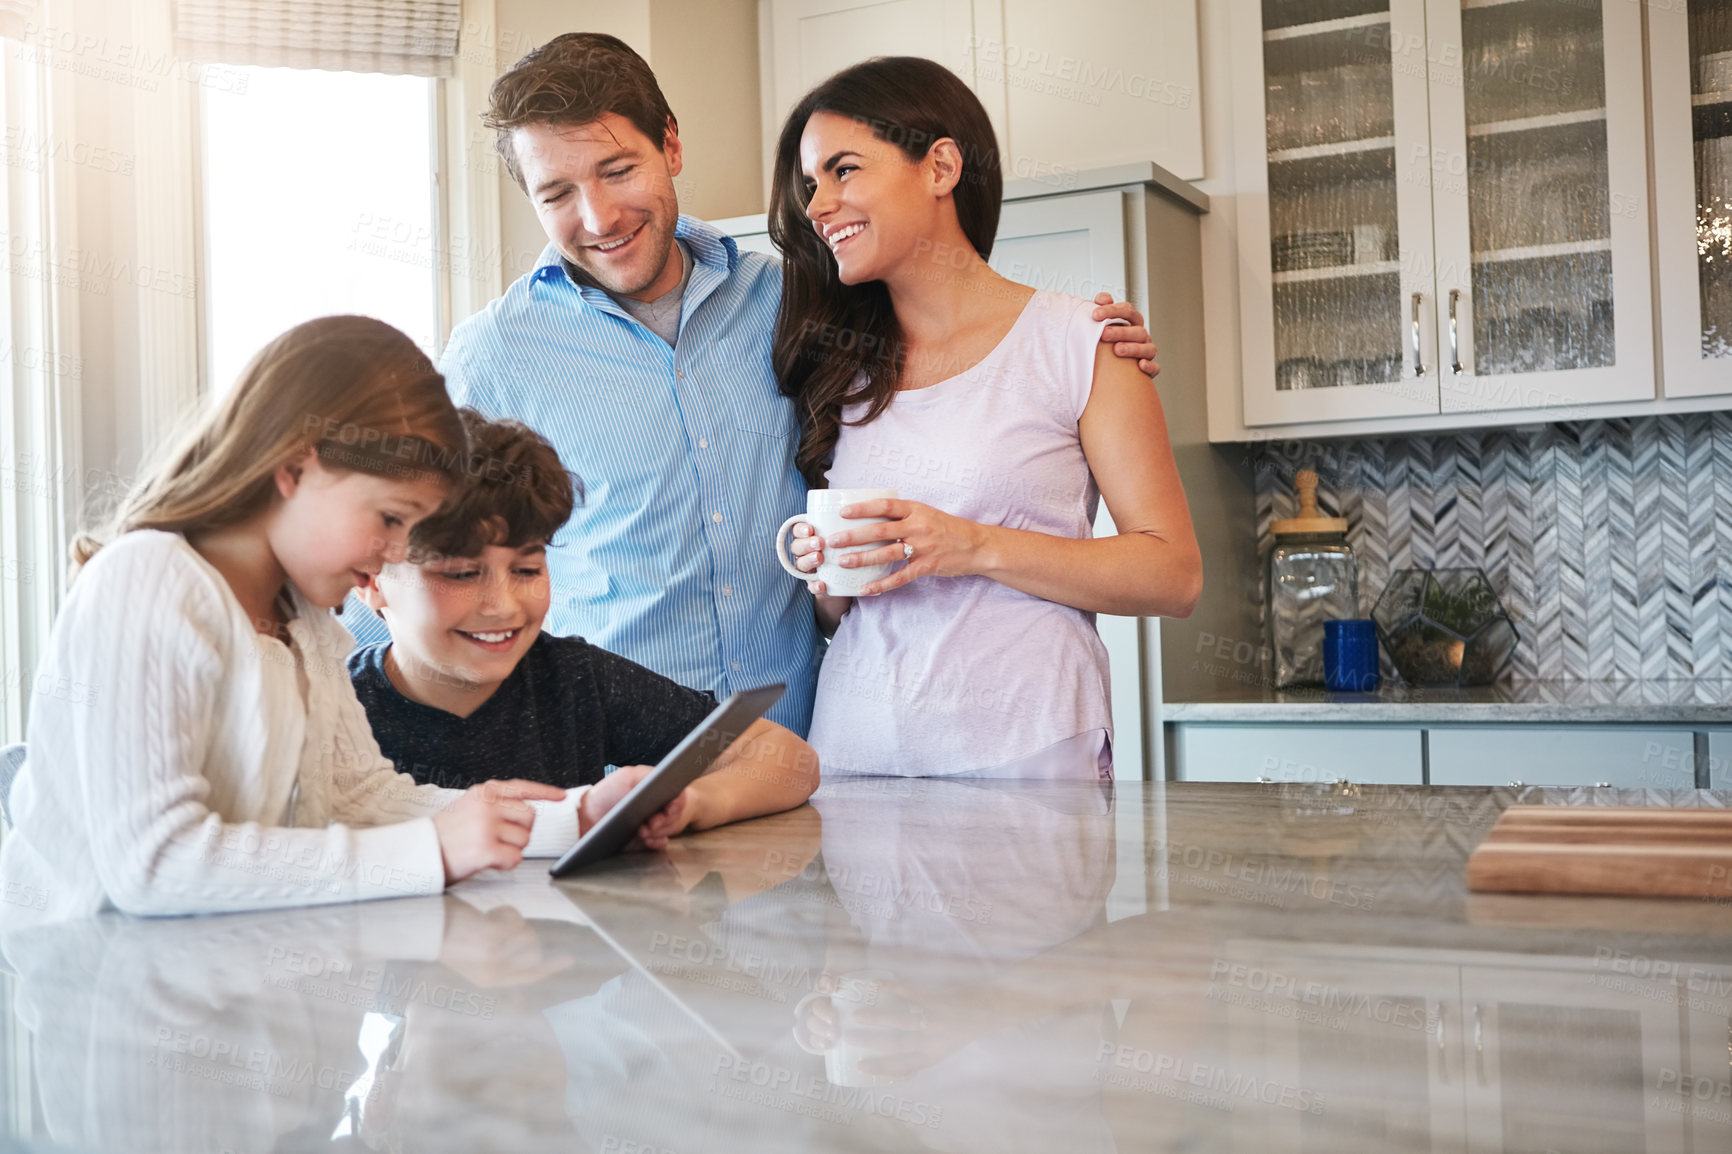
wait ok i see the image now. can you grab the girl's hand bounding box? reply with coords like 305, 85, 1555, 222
824, 497, 989, 596
433, 779, 567, 883
438, 899, 574, 988
579, 764, 698, 850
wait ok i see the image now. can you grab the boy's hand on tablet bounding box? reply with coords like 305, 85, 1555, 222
579, 764, 698, 851
435, 779, 567, 883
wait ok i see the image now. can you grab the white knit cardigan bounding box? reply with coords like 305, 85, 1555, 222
0, 531, 579, 927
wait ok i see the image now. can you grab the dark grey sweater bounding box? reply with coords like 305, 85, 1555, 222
347, 634, 716, 791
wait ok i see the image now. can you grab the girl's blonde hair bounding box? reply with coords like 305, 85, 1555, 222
73, 315, 467, 571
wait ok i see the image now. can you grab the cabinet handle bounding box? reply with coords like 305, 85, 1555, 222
1472, 1002, 1486, 1086
1411, 292, 1427, 377
1436, 1003, 1448, 1084
1448, 289, 1465, 376
1595, 782, 1612, 788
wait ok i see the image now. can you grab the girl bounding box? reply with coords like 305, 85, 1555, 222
0, 316, 570, 926
774, 57, 1203, 779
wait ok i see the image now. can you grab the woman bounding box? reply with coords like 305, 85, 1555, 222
772, 56, 1202, 779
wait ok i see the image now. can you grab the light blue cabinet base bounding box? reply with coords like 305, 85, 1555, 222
1170, 723, 1716, 788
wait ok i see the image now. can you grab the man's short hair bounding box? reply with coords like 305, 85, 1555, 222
483, 32, 677, 192
408, 409, 578, 562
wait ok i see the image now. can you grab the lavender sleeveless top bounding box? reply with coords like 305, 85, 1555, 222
808, 290, 1116, 779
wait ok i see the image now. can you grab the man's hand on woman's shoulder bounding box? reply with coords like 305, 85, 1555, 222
1092, 291, 1160, 379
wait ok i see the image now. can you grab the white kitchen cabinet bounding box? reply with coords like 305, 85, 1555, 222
992, 189, 1143, 773
1232, 0, 1655, 428
1222, 943, 1701, 1154
990, 0, 1204, 181
1649, 0, 1732, 398
1232, 0, 1445, 426
1426, 727, 1699, 788
1677, 959, 1732, 1150
1706, 728, 1732, 787
1174, 724, 1425, 784
1168, 721, 1711, 787
1219, 947, 1465, 1152
1426, 0, 1653, 415
761, 0, 979, 140
758, 0, 1205, 187
1458, 964, 1686, 1153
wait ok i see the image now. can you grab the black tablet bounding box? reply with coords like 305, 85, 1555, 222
549, 683, 786, 877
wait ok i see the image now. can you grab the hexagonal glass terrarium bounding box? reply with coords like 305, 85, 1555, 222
1372, 568, 1518, 686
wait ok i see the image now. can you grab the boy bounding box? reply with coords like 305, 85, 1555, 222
351, 410, 819, 849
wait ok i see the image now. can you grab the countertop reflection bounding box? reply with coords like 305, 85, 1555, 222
5, 780, 1732, 1153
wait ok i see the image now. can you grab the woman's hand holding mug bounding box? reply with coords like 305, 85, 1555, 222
787, 495, 987, 598
776, 488, 898, 599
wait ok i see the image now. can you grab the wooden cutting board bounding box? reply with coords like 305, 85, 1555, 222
1466, 806, 1732, 898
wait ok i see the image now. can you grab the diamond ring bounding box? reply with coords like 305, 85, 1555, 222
902, 541, 915, 561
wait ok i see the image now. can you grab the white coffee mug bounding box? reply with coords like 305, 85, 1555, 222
775, 488, 899, 597
791, 969, 900, 1087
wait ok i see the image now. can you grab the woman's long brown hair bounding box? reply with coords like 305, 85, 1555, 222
72, 315, 467, 572
769, 56, 1003, 487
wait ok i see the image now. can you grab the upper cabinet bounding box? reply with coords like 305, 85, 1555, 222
1650, 0, 1732, 399
1233, 0, 1444, 426
760, 0, 1204, 188
1234, 0, 1655, 427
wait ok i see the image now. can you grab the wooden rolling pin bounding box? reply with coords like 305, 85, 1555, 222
1466, 806, 1732, 898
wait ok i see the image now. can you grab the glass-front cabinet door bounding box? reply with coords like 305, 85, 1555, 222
1650, 0, 1732, 398
1425, 0, 1653, 414
1234, 0, 1444, 425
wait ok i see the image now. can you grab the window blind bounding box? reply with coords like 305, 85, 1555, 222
172, 0, 461, 77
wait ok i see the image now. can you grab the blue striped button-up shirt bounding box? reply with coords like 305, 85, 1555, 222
435, 215, 818, 735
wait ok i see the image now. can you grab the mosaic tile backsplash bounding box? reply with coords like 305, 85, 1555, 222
1252, 413, 1732, 682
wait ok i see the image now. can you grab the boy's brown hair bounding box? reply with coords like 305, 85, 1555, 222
407, 409, 578, 561
484, 32, 677, 192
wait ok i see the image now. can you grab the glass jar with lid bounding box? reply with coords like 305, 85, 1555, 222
1267, 469, 1360, 688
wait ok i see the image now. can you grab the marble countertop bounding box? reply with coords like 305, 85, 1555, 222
5, 778, 1731, 1152
1163, 678, 1732, 724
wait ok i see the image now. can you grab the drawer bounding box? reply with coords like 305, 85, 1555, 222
1427, 727, 1697, 788
1173, 725, 1423, 785
1706, 730, 1732, 789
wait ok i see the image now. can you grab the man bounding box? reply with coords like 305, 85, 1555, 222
382, 33, 1161, 737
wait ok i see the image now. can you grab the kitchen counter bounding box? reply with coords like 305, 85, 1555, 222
4, 778, 1731, 1152
1163, 678, 1732, 724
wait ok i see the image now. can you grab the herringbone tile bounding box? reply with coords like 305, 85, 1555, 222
1250, 415, 1732, 682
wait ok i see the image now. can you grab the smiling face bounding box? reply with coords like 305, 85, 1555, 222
265, 453, 447, 611
363, 541, 552, 712
514, 113, 685, 301
799, 110, 959, 287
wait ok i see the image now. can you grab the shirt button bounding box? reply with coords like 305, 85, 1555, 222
732, 661, 741, 671
697, 438, 708, 449
712, 512, 723, 523
721, 585, 732, 597
675, 368, 685, 380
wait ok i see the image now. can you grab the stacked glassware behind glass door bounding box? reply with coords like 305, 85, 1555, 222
1458, 0, 1615, 376
1691, 1, 1732, 359
1262, 1, 1406, 394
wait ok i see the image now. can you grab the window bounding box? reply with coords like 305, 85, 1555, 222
199, 66, 440, 393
